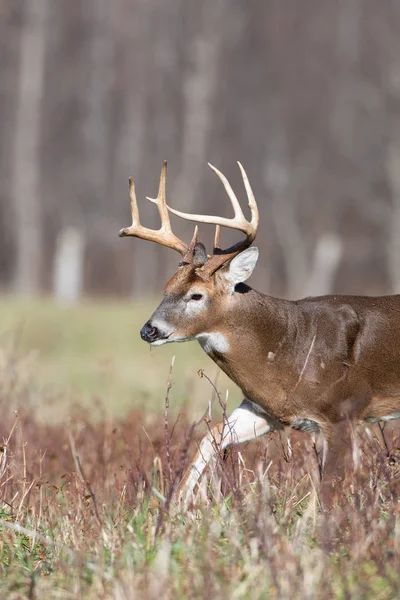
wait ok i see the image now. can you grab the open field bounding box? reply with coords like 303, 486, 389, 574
0, 298, 399, 599
0, 298, 236, 421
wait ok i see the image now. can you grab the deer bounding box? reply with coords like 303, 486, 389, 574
119, 161, 400, 507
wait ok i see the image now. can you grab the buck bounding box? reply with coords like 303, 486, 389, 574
119, 161, 400, 506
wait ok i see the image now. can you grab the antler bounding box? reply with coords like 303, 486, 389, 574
166, 162, 259, 277
119, 161, 191, 257
119, 161, 259, 275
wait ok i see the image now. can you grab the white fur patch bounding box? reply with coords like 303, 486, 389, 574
185, 296, 207, 316
221, 400, 273, 444
196, 332, 230, 354
148, 318, 175, 345
365, 412, 400, 423
292, 418, 321, 433
150, 337, 169, 346
150, 318, 174, 336
380, 412, 400, 421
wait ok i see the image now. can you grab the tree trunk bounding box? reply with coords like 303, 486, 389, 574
386, 143, 400, 293
12, 0, 49, 294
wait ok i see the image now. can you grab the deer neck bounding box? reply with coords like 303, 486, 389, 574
196, 286, 291, 397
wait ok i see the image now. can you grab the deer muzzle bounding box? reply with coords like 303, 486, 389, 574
140, 321, 162, 343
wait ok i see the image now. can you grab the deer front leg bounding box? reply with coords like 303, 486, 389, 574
177, 399, 273, 507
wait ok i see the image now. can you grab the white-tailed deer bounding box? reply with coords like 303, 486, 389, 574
119, 161, 400, 506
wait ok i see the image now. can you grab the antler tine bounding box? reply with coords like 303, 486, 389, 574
146, 160, 172, 234
166, 163, 257, 237
129, 176, 139, 224
207, 163, 243, 220
119, 161, 188, 256
118, 177, 140, 236
214, 225, 221, 252
237, 161, 259, 230
187, 225, 199, 252
182, 225, 199, 264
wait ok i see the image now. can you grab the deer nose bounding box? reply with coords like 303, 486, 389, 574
140, 321, 160, 343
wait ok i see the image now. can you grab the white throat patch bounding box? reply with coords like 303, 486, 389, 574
196, 332, 230, 355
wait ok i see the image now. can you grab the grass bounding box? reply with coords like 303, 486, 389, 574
0, 298, 399, 599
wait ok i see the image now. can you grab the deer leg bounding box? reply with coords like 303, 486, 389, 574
177, 399, 273, 507
319, 385, 371, 509
320, 420, 353, 509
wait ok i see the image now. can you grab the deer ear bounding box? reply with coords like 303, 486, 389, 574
221, 247, 259, 288
193, 242, 208, 266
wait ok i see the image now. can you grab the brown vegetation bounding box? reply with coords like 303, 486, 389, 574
1, 386, 399, 598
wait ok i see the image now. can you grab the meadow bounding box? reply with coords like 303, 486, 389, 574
0, 298, 399, 599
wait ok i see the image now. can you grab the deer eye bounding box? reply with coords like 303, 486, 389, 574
190, 293, 203, 301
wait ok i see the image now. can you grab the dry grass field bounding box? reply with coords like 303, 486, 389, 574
0, 299, 399, 599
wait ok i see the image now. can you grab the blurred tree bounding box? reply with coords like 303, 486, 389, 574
11, 0, 49, 293
1, 0, 400, 297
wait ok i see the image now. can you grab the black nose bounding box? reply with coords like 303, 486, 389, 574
140, 321, 160, 343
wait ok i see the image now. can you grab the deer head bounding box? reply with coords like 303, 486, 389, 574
119, 161, 259, 346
